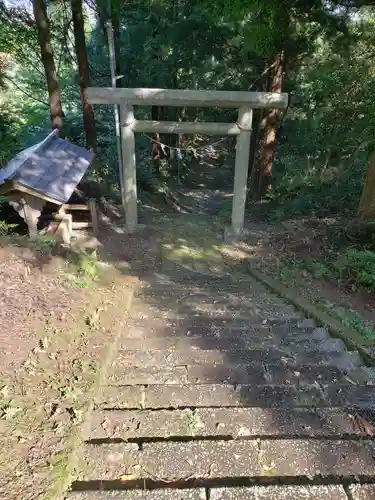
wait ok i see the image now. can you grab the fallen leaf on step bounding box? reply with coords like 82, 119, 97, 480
343, 375, 356, 385
349, 413, 374, 437
119, 473, 137, 482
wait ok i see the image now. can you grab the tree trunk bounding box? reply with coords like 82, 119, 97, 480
112, 6, 122, 86
32, 0, 63, 132
248, 110, 264, 197
357, 152, 375, 219
95, 0, 108, 41
71, 0, 97, 151
257, 51, 285, 196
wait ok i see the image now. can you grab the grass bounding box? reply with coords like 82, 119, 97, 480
264, 253, 375, 345
59, 249, 102, 289
0, 220, 18, 236
0, 229, 102, 288
185, 410, 205, 435
29, 235, 57, 253
321, 301, 375, 341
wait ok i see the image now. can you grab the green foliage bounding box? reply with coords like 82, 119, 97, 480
29, 236, 57, 254
300, 246, 375, 293
75, 250, 99, 281
0, 220, 18, 236
303, 259, 330, 279
263, 12, 375, 220
0, 0, 374, 225
334, 249, 375, 290
322, 301, 375, 340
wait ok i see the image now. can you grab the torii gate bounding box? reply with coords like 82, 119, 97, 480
87, 88, 288, 235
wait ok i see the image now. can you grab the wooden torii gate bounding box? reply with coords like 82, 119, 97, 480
87, 88, 288, 235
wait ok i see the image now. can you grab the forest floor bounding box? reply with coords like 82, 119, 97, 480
237, 217, 375, 349
0, 235, 139, 499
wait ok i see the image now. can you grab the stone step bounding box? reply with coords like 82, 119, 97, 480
97, 384, 375, 410
145, 274, 283, 295
89, 407, 373, 440
130, 297, 303, 323
110, 348, 362, 371
144, 273, 261, 289
138, 286, 291, 306
348, 484, 375, 500
129, 308, 300, 325
116, 334, 345, 353
129, 309, 308, 326
67, 491, 205, 499
138, 298, 297, 318
66, 485, 349, 499
77, 439, 375, 481
210, 485, 348, 500
119, 320, 327, 342
108, 362, 362, 386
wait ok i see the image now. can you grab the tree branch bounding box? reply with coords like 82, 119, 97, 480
3, 74, 49, 107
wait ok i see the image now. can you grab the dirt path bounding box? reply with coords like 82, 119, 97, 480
63, 214, 375, 500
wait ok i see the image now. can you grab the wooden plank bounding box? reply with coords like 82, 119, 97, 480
72, 221, 92, 229
2, 181, 61, 205
0, 180, 16, 196
61, 204, 90, 211
87, 87, 288, 109
132, 120, 241, 135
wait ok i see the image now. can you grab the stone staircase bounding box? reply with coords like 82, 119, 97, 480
67, 272, 375, 499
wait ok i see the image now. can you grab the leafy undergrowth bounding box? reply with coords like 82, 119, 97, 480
243, 218, 375, 346
303, 248, 375, 294
0, 237, 137, 499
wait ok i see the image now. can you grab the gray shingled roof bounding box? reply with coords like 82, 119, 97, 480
0, 130, 94, 204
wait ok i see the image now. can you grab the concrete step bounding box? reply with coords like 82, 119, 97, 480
89, 407, 374, 440
67, 491, 206, 499
129, 308, 300, 325
139, 285, 291, 305
116, 334, 345, 353
137, 295, 297, 317
120, 318, 327, 342
97, 384, 375, 410
66, 485, 350, 500
111, 348, 362, 371
210, 485, 349, 499
348, 484, 375, 500
108, 362, 364, 386
76, 439, 375, 481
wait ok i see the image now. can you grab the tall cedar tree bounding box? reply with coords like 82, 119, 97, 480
71, 0, 97, 151
257, 51, 285, 195
32, 0, 63, 132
